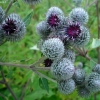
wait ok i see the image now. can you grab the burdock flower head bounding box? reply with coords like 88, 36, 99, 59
36, 21, 51, 39
64, 21, 90, 47
1, 13, 26, 42
22, 0, 41, 5
65, 21, 81, 40
69, 7, 89, 25
41, 38, 64, 60
46, 7, 64, 30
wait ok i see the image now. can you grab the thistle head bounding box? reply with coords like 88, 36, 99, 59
69, 7, 89, 25
46, 7, 64, 30
47, 14, 60, 28
1, 13, 26, 42
65, 21, 81, 40
2, 18, 17, 35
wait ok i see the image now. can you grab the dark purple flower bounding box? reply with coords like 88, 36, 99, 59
47, 14, 60, 28
43, 58, 53, 67
1, 13, 26, 42
65, 22, 81, 40
2, 18, 17, 35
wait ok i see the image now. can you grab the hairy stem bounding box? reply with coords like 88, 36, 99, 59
5, 0, 14, 16
95, 0, 100, 99
20, 79, 31, 100
0, 61, 55, 83
96, 0, 100, 64
74, 47, 91, 61
1, 71, 18, 100
88, 0, 97, 7
48, 0, 51, 8
31, 67, 56, 83
0, 61, 50, 70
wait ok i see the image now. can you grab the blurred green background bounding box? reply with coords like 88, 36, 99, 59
0, 0, 99, 100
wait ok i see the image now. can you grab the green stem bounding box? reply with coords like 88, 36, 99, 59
20, 79, 31, 100
96, 0, 100, 63
5, 0, 14, 16
48, 0, 51, 8
0, 93, 7, 100
1, 71, 18, 100
0, 61, 50, 70
95, 0, 100, 99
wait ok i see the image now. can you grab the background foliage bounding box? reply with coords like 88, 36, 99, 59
0, 0, 99, 100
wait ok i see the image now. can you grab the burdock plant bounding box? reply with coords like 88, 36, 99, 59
0, 0, 100, 100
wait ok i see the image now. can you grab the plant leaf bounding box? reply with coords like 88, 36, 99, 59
13, 0, 20, 8
91, 38, 100, 49
39, 77, 49, 93
23, 11, 33, 27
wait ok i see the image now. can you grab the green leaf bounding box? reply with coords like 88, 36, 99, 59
13, 0, 20, 8
39, 77, 49, 93
90, 59, 96, 68
23, 11, 33, 27
91, 38, 100, 49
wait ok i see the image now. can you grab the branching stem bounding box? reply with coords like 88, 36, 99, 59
0, 61, 50, 70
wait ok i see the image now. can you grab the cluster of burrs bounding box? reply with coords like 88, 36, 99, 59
35, 0, 100, 98
0, 6, 26, 43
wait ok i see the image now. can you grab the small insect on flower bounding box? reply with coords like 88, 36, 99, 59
22, 0, 41, 5
1, 13, 26, 42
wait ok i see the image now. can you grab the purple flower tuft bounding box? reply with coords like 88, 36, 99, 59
43, 58, 53, 67
48, 14, 60, 28
2, 18, 17, 35
65, 22, 81, 40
